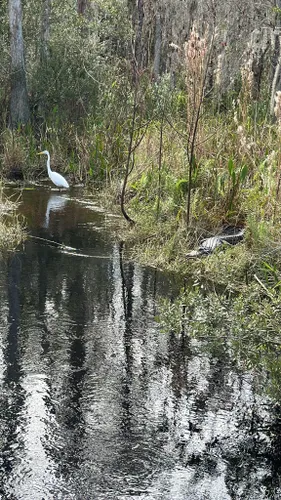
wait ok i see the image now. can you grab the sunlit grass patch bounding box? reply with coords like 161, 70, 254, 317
0, 189, 25, 251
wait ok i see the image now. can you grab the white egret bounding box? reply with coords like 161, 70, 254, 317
38, 150, 69, 189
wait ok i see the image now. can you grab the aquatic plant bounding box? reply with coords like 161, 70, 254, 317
159, 283, 281, 402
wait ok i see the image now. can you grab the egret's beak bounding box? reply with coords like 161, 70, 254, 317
37, 152, 44, 155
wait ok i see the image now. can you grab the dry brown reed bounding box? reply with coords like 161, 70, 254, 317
184, 26, 207, 153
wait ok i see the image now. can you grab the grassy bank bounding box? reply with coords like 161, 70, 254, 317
1, 79, 281, 292
0, 188, 25, 252
2, 110, 281, 294
96, 106, 281, 294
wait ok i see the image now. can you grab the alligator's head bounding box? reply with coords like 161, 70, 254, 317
186, 249, 205, 259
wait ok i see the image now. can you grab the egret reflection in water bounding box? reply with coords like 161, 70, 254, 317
44, 194, 68, 228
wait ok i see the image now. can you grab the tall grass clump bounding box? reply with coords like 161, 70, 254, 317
0, 128, 39, 181
0, 187, 25, 251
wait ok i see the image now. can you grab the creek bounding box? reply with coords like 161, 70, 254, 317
0, 187, 280, 499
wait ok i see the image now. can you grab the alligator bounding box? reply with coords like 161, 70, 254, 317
186, 227, 245, 258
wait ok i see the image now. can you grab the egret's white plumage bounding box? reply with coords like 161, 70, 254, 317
38, 150, 69, 189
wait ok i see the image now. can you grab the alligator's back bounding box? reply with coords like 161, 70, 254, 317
186, 227, 245, 258
200, 236, 223, 254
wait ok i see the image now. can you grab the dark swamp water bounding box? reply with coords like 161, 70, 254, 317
0, 188, 281, 499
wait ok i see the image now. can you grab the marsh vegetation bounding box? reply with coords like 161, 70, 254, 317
2, 1, 281, 330
0, 188, 25, 251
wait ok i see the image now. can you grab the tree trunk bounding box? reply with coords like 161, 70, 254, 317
77, 0, 88, 16
270, 0, 281, 115
271, 37, 281, 116
134, 0, 144, 70
41, 0, 51, 63
246, 29, 270, 102
9, 0, 30, 127
153, 12, 161, 79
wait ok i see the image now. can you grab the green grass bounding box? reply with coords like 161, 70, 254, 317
96, 109, 281, 292
0, 189, 25, 251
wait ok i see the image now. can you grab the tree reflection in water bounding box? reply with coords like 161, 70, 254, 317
0, 188, 279, 499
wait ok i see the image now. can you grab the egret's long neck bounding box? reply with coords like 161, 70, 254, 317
46, 152, 51, 176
